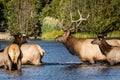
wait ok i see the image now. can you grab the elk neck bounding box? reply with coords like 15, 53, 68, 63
64, 35, 77, 45
99, 39, 112, 55
13, 41, 22, 47
64, 35, 79, 55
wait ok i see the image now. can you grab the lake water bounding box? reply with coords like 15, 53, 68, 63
0, 40, 120, 80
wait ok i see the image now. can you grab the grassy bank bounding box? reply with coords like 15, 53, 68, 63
41, 30, 120, 40
107, 31, 120, 38
42, 30, 64, 40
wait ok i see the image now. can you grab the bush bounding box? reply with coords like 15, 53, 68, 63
42, 16, 62, 33
107, 31, 120, 38
42, 30, 63, 40
73, 32, 96, 38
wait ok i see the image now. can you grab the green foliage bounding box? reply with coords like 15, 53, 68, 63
73, 32, 96, 38
40, 0, 71, 21
4, 0, 37, 34
42, 17, 62, 33
40, 0, 120, 36
42, 24, 56, 33
86, 0, 120, 35
0, 0, 8, 32
108, 31, 120, 38
35, 0, 52, 19
1, 0, 120, 38
42, 30, 120, 40
42, 30, 63, 40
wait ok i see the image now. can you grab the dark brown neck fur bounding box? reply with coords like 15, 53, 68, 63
64, 35, 79, 55
65, 36, 78, 46
99, 39, 112, 55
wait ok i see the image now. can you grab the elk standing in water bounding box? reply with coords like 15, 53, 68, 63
7, 44, 22, 71
55, 9, 120, 64
55, 30, 106, 63
13, 33, 45, 65
0, 33, 23, 72
55, 30, 120, 64
21, 44, 45, 65
0, 46, 12, 71
91, 36, 120, 65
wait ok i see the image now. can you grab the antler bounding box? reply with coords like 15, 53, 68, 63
70, 9, 90, 31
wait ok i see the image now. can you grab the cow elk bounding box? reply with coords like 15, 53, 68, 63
0, 46, 12, 71
0, 33, 23, 72
91, 36, 120, 65
21, 44, 45, 65
13, 33, 45, 65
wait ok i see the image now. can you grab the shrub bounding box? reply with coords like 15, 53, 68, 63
42, 16, 62, 33
42, 30, 63, 40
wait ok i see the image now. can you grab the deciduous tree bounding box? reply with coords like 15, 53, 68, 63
5, 0, 37, 35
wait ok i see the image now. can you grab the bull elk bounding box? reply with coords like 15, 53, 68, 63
55, 9, 120, 64
55, 30, 120, 64
91, 36, 120, 65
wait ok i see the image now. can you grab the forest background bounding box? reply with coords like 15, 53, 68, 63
0, 0, 120, 40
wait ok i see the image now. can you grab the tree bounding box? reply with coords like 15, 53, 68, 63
35, 0, 52, 20
40, 0, 71, 30
5, 0, 37, 35
0, 0, 8, 32
62, 0, 120, 35
40, 0, 120, 36
85, 0, 120, 35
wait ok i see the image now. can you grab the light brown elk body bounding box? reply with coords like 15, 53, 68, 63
55, 31, 120, 64
0, 46, 12, 71
0, 37, 22, 71
7, 44, 22, 71
91, 37, 120, 65
13, 33, 45, 65
0, 33, 45, 71
21, 44, 45, 65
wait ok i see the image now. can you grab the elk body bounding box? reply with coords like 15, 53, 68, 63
0, 41, 22, 71
0, 33, 27, 71
21, 44, 45, 65
13, 33, 45, 65
55, 31, 120, 64
91, 37, 120, 65
7, 44, 22, 71
0, 46, 12, 71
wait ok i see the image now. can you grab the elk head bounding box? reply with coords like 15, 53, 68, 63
91, 36, 105, 45
10, 32, 27, 46
56, 9, 89, 43
55, 30, 70, 43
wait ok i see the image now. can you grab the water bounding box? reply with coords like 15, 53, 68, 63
0, 40, 120, 80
